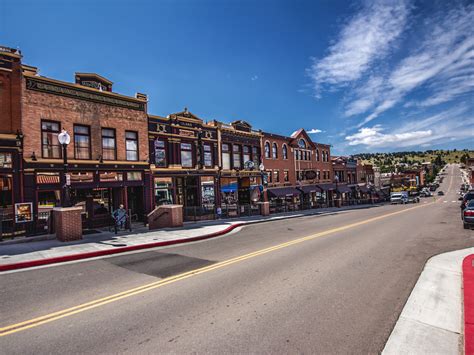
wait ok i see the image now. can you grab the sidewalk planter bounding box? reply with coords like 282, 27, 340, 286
53, 207, 83, 242
148, 204, 183, 229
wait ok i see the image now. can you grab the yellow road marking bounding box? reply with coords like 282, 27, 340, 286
0, 202, 433, 337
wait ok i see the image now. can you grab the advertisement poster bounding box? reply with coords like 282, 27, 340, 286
15, 202, 33, 223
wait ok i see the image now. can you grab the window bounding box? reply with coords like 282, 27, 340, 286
127, 172, 142, 181
303, 151, 307, 161
41, 121, 61, 158
298, 139, 306, 149
204, 144, 213, 167
222, 144, 231, 170
180, 142, 193, 167
284, 170, 289, 182
74, 125, 91, 160
282, 145, 288, 160
125, 131, 139, 161
316, 149, 320, 161
0, 153, 12, 168
272, 143, 278, 159
252, 146, 259, 166
268, 170, 272, 183
317, 170, 321, 180
264, 142, 270, 159
154, 139, 166, 167
273, 170, 279, 183
233, 145, 241, 169
101, 128, 116, 160
243, 146, 251, 164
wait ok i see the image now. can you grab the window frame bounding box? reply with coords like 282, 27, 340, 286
154, 138, 167, 167
73, 124, 92, 160
101, 127, 117, 161
272, 143, 278, 159
125, 131, 139, 161
180, 142, 193, 168
264, 141, 271, 159
41, 120, 62, 159
222, 143, 231, 170
282, 144, 288, 160
232, 144, 241, 169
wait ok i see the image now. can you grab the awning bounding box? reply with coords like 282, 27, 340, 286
317, 183, 336, 191
267, 187, 301, 198
36, 174, 61, 184
336, 184, 352, 193
359, 185, 370, 193
298, 184, 320, 193
221, 183, 237, 193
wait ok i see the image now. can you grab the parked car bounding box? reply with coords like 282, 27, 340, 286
437, 191, 444, 196
408, 192, 420, 203
463, 200, 474, 229
461, 192, 474, 213
391, 192, 408, 204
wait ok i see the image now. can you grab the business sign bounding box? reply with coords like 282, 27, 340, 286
179, 129, 195, 138
15, 202, 33, 223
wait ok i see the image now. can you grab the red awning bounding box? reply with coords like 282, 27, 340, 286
37, 174, 60, 184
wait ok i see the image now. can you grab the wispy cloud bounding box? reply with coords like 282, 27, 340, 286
251, 75, 259, 81
346, 105, 474, 148
356, 3, 474, 126
308, 0, 410, 98
307, 128, 323, 134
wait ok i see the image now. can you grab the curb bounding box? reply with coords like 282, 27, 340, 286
0, 223, 244, 272
463, 254, 474, 355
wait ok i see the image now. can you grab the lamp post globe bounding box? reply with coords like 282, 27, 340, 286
57, 129, 72, 207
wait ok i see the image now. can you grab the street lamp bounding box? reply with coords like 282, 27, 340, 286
334, 174, 340, 207
58, 129, 72, 207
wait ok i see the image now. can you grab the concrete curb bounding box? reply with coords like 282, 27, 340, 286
0, 223, 244, 272
462, 254, 474, 354
382, 247, 474, 355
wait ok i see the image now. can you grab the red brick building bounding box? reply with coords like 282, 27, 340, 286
20, 63, 150, 231
0, 46, 25, 235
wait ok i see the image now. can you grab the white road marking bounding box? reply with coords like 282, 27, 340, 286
443, 201, 448, 203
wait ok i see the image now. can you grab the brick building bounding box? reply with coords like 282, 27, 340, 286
0, 46, 25, 235
148, 109, 219, 220
209, 120, 262, 217
20, 63, 150, 231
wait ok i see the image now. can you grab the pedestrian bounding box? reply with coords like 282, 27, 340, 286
113, 204, 127, 230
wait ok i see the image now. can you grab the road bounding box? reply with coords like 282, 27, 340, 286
1, 164, 473, 354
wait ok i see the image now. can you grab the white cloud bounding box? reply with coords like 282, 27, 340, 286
308, 0, 409, 98
346, 105, 474, 148
357, 3, 474, 125
307, 128, 323, 134
251, 75, 258, 81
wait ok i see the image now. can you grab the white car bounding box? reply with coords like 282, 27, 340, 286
391, 193, 408, 204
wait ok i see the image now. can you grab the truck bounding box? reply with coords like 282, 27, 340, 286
390, 191, 409, 204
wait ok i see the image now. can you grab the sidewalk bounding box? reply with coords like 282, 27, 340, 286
0, 203, 382, 272
382, 248, 474, 355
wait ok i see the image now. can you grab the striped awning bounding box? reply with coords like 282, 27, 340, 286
36, 174, 60, 184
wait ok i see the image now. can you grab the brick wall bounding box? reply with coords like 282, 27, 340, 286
262, 133, 296, 186
0, 56, 22, 134
21, 78, 148, 162
54, 207, 82, 242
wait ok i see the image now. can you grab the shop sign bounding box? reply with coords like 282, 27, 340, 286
15, 202, 33, 223
179, 129, 195, 138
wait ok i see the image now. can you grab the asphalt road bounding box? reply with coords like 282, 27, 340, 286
1, 164, 473, 354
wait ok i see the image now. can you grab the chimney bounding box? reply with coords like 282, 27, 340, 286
135, 92, 148, 101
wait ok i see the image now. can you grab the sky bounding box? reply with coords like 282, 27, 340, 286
1, 0, 473, 155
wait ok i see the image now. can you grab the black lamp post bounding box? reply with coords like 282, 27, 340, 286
58, 129, 72, 207
334, 174, 340, 206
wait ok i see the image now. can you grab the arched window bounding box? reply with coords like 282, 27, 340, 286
282, 144, 288, 159
298, 139, 306, 149
272, 143, 278, 159
264, 142, 270, 159
316, 149, 319, 161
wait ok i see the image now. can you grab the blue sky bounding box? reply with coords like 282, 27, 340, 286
1, 0, 473, 154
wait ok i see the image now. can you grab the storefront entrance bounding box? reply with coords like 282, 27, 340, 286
127, 186, 144, 222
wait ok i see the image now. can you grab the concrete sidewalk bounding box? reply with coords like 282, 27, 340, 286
382, 247, 474, 355
0, 203, 382, 271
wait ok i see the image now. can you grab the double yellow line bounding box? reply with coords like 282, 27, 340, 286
0, 202, 432, 337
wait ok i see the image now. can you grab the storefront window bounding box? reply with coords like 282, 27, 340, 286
181, 143, 193, 167
201, 176, 215, 206
101, 128, 116, 160
0, 175, 12, 209
70, 172, 94, 183
125, 131, 139, 161
41, 120, 61, 158
204, 144, 212, 167
268, 170, 272, 183
0, 153, 12, 168
154, 139, 166, 167
155, 177, 173, 205
127, 172, 142, 181
37, 190, 60, 217
233, 145, 241, 169
221, 177, 238, 205
74, 125, 91, 160
222, 144, 231, 170
100, 171, 123, 182
274, 170, 279, 182
243, 146, 251, 164
284, 170, 289, 182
